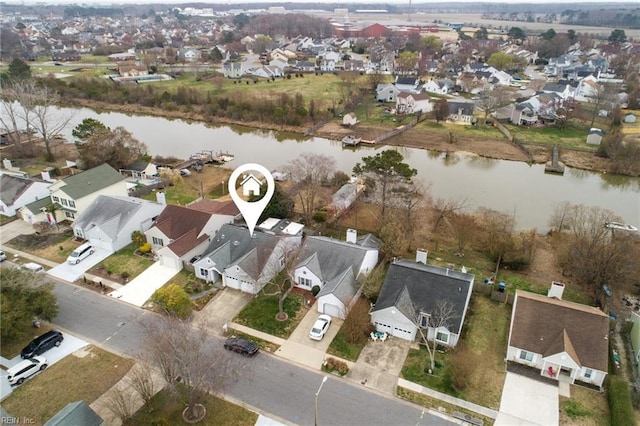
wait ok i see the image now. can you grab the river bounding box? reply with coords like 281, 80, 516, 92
24, 106, 640, 232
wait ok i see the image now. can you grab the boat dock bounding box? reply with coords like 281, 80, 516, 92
341, 136, 375, 147
190, 150, 235, 164
544, 146, 565, 174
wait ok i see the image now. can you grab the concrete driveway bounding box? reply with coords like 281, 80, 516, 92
108, 262, 179, 307
195, 288, 253, 333
47, 247, 112, 282
495, 372, 559, 426
0, 219, 35, 244
0, 333, 88, 400
275, 303, 343, 370
346, 337, 411, 394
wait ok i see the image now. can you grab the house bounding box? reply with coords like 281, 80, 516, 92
0, 174, 52, 217
72, 195, 165, 252
394, 77, 421, 93
46, 164, 128, 223
240, 174, 262, 197
396, 92, 432, 115
447, 101, 476, 123
510, 102, 538, 126
193, 223, 301, 293
376, 83, 401, 102
542, 82, 574, 100
118, 64, 148, 78
43, 401, 103, 426
624, 113, 637, 123
629, 312, 640, 375
294, 229, 379, 319
586, 128, 604, 146
119, 160, 158, 180
144, 201, 238, 270
294, 61, 316, 72
342, 112, 358, 127
423, 79, 451, 95
370, 254, 474, 345
506, 285, 609, 390
223, 61, 243, 78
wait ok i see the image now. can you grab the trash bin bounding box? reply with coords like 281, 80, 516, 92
498, 282, 506, 293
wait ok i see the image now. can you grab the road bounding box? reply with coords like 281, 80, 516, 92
50, 280, 453, 426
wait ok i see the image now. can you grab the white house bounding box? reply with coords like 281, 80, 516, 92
193, 223, 301, 294
394, 77, 421, 93
72, 195, 165, 252
396, 92, 432, 115
376, 83, 401, 103
293, 229, 379, 319
423, 79, 450, 95
506, 286, 609, 390
223, 61, 243, 78
370, 254, 474, 345
0, 173, 52, 217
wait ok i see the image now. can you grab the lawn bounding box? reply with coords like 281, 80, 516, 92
91, 243, 153, 281
234, 284, 305, 339
559, 385, 610, 426
2, 346, 134, 425
226, 330, 280, 354
400, 295, 510, 409
6, 228, 76, 263
327, 328, 367, 362
124, 387, 257, 426
506, 124, 591, 149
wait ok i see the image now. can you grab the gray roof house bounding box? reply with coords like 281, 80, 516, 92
193, 223, 301, 294
376, 83, 401, 102
294, 229, 379, 319
447, 101, 476, 124
72, 195, 166, 253
43, 401, 103, 426
370, 255, 474, 344
0, 174, 52, 217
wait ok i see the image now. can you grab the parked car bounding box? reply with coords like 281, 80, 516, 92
224, 338, 258, 356
309, 314, 332, 341
6, 356, 47, 386
21, 330, 64, 359
66, 242, 94, 264
0, 251, 6, 262
21, 262, 45, 274
180, 168, 191, 177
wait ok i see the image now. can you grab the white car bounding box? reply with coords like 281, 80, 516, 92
309, 314, 332, 341
180, 168, 191, 177
6, 356, 47, 386
0, 251, 6, 262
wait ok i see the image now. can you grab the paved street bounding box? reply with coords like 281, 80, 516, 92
49, 281, 453, 425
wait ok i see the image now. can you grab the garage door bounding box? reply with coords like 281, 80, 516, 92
89, 238, 112, 252
323, 303, 343, 318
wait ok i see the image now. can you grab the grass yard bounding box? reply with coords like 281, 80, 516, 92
6, 229, 75, 263
559, 385, 610, 426
92, 243, 153, 280
2, 346, 134, 426
124, 387, 257, 426
506, 124, 591, 149
400, 295, 510, 409
327, 328, 367, 362
226, 329, 280, 354
234, 284, 305, 338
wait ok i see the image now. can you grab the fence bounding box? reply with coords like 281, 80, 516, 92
303, 119, 329, 136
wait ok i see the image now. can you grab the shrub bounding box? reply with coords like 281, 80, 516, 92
322, 357, 349, 376
131, 230, 146, 247
311, 285, 321, 297
312, 211, 326, 222
608, 377, 635, 426
151, 283, 192, 319
139, 243, 152, 254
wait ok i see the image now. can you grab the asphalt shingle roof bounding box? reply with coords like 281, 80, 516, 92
0, 174, 47, 205
295, 236, 369, 284
59, 164, 124, 199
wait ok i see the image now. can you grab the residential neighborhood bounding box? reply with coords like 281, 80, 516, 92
1, 2, 639, 426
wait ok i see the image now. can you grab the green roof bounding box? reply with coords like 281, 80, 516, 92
61, 164, 124, 199
23, 196, 54, 213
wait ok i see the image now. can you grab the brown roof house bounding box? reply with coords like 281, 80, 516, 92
506, 283, 609, 390
144, 200, 239, 271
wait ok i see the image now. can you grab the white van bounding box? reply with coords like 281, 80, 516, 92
67, 243, 94, 265
22, 262, 45, 274
6, 356, 47, 386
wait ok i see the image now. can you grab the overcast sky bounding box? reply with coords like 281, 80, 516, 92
9, 0, 634, 4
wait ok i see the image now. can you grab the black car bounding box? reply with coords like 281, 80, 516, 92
21, 330, 64, 359
224, 338, 258, 356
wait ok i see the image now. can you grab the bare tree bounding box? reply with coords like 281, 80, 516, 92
548, 201, 572, 232
360, 263, 387, 301
282, 153, 336, 224
475, 87, 509, 125
379, 219, 410, 260
450, 213, 477, 254
260, 238, 303, 321
477, 208, 516, 270
142, 315, 252, 422
391, 181, 430, 249
127, 362, 160, 412
432, 197, 470, 232
341, 297, 374, 344
78, 126, 148, 170
0, 80, 40, 155
414, 300, 459, 373
27, 84, 72, 160
588, 83, 618, 128
104, 386, 137, 423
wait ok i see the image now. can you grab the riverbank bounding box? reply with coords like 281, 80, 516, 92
62, 98, 618, 176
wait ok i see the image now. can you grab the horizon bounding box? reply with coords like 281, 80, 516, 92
3, 0, 638, 5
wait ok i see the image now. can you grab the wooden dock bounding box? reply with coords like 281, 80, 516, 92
544, 146, 565, 174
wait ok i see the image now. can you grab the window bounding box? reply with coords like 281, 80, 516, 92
436, 331, 449, 343
152, 237, 164, 246
60, 199, 68, 206
419, 312, 430, 329
584, 369, 593, 379
69, 200, 76, 208
52, 196, 59, 203
519, 350, 534, 362
64, 211, 75, 219
200, 269, 208, 277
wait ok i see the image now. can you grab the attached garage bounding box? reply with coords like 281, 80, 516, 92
323, 303, 343, 318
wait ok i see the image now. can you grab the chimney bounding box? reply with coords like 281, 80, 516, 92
156, 191, 167, 205
416, 248, 428, 264
548, 281, 565, 300
346, 228, 357, 244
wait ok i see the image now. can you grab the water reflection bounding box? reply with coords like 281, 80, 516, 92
466, 156, 498, 170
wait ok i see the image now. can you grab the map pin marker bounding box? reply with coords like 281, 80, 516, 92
228, 163, 275, 237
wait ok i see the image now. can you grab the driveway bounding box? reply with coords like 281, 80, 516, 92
0, 333, 88, 400
195, 288, 253, 332
346, 337, 411, 394
494, 372, 559, 426
108, 262, 179, 307
275, 303, 343, 370
0, 219, 34, 244
47, 247, 112, 282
